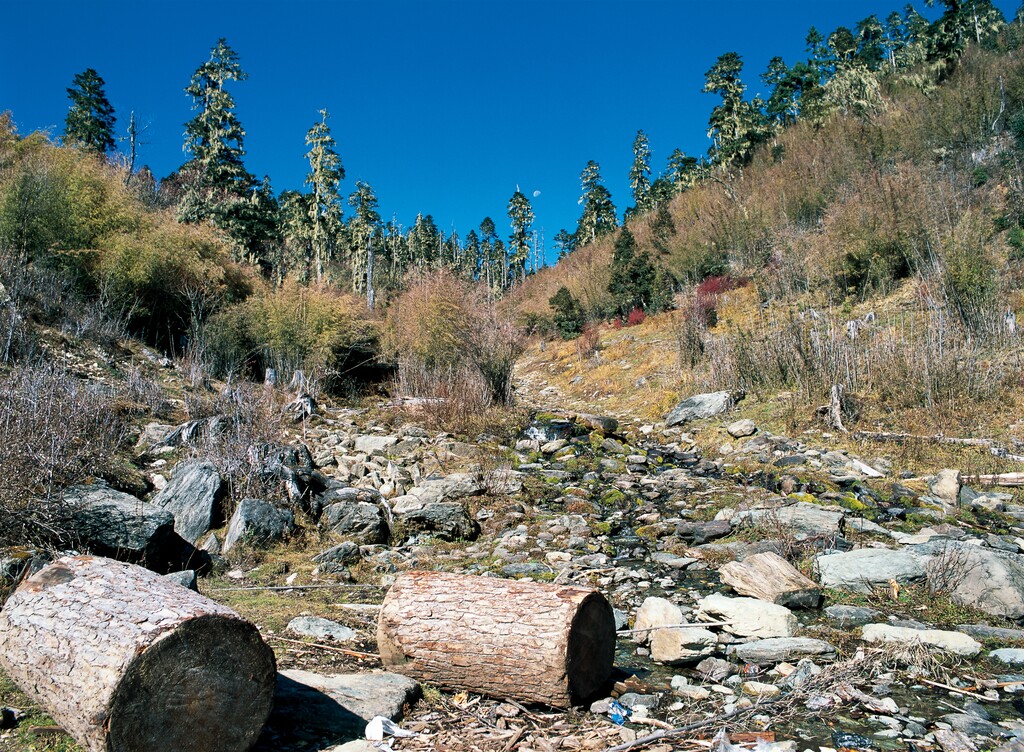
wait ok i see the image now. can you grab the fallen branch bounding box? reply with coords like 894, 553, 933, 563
604, 706, 750, 752
918, 678, 997, 702
617, 621, 733, 634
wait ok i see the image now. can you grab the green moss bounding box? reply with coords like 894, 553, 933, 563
593, 521, 614, 536
600, 489, 627, 505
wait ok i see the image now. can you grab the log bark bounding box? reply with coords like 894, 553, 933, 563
376, 571, 615, 707
0, 555, 276, 752
719, 551, 821, 608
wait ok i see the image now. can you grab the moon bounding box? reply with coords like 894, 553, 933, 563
532, 190, 541, 198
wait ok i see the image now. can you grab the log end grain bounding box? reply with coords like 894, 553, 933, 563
565, 591, 616, 704
108, 614, 276, 752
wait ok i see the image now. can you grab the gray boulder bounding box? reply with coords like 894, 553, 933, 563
929, 469, 962, 510
323, 502, 389, 545
823, 605, 882, 628
666, 391, 744, 426
63, 484, 175, 567
313, 542, 362, 567
733, 637, 836, 664
399, 502, 480, 541
990, 648, 1024, 665
732, 502, 844, 540
353, 435, 399, 454
650, 627, 718, 664
287, 616, 356, 642
150, 460, 223, 544
313, 486, 385, 520
815, 548, 925, 593
696, 593, 797, 638
222, 499, 294, 553
727, 419, 757, 438
163, 569, 198, 591
861, 623, 981, 656
913, 540, 1024, 619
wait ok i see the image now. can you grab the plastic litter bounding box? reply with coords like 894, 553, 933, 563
365, 716, 418, 742
607, 699, 630, 725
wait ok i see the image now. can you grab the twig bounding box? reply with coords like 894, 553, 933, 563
918, 678, 997, 702
210, 583, 384, 592
603, 705, 751, 752
266, 635, 379, 660
501, 725, 526, 752
617, 621, 733, 634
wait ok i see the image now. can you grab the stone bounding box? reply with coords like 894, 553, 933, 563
719, 551, 821, 608
940, 714, 1007, 738
741, 681, 781, 697
632, 597, 684, 643
150, 460, 223, 544
912, 540, 1024, 620
732, 502, 844, 540
222, 499, 295, 553
695, 657, 735, 682
313, 542, 362, 567
271, 670, 420, 741
287, 616, 357, 642
814, 548, 925, 593
860, 624, 981, 656
990, 648, 1024, 665
726, 419, 757, 438
163, 569, 198, 591
957, 624, 1024, 641
733, 637, 837, 664
932, 729, 978, 752
353, 435, 399, 454
696, 593, 797, 638
399, 502, 479, 541
675, 520, 732, 545
929, 469, 962, 510
323, 502, 390, 545
665, 391, 744, 426
650, 627, 718, 664
823, 605, 882, 628
63, 483, 176, 567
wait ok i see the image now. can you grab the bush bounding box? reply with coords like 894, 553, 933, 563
549, 286, 585, 339
386, 270, 523, 406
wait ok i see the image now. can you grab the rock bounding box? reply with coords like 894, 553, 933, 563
741, 681, 781, 697
957, 624, 1024, 641
271, 670, 420, 741
314, 486, 385, 519
163, 569, 198, 591
632, 597, 684, 644
940, 714, 1007, 738
815, 548, 925, 593
695, 657, 735, 682
719, 551, 821, 608
733, 637, 836, 664
673, 684, 711, 700
399, 502, 479, 541
150, 460, 223, 544
675, 520, 732, 545
932, 729, 978, 752
323, 502, 390, 545
501, 562, 549, 577
63, 483, 176, 568
696, 593, 798, 638
732, 502, 844, 540
287, 616, 357, 642
913, 540, 1024, 620
650, 627, 718, 664
929, 469, 962, 510
665, 391, 744, 426
860, 624, 981, 656
353, 435, 399, 454
726, 419, 757, 438
823, 605, 882, 628
990, 648, 1024, 665
575, 413, 618, 434
313, 542, 362, 568
222, 499, 295, 553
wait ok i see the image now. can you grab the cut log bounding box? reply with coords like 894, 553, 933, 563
719, 551, 821, 608
0, 555, 276, 752
376, 570, 615, 707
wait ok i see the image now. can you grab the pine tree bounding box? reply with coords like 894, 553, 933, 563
628, 130, 652, 219
304, 109, 345, 284
704, 52, 770, 169
64, 69, 116, 154
348, 180, 381, 305
925, 0, 1005, 62
549, 287, 586, 339
608, 227, 657, 316
554, 229, 576, 259
575, 161, 617, 247
507, 190, 534, 286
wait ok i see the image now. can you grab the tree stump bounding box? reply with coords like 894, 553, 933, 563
377, 571, 615, 707
0, 556, 276, 752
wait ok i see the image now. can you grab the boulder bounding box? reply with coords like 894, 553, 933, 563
913, 540, 1024, 620
313, 542, 362, 568
815, 548, 926, 593
650, 627, 718, 664
675, 520, 732, 545
860, 624, 981, 656
733, 637, 836, 664
63, 484, 175, 568
287, 616, 357, 642
719, 551, 821, 608
313, 486, 385, 520
632, 597, 683, 644
666, 391, 744, 426
732, 502, 844, 540
823, 605, 882, 628
353, 435, 399, 454
929, 469, 962, 510
696, 593, 797, 638
989, 648, 1024, 665
398, 502, 479, 542
726, 419, 757, 438
323, 502, 390, 545
271, 670, 420, 741
150, 461, 223, 544
222, 499, 295, 553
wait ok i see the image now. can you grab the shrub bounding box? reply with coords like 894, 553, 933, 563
386, 270, 523, 406
626, 308, 646, 327
549, 286, 586, 339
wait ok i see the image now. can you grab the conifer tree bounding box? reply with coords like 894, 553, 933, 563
64, 69, 116, 154
608, 227, 657, 316
627, 130, 652, 219
507, 190, 534, 285
575, 161, 617, 246
348, 180, 381, 305
549, 287, 586, 339
304, 109, 345, 283
704, 52, 770, 168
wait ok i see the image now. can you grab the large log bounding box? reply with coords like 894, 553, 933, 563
376, 570, 615, 707
0, 556, 276, 752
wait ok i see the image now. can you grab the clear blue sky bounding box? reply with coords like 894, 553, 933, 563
3, 0, 1017, 257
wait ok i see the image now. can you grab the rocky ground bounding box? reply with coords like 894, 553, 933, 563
3, 371, 1024, 752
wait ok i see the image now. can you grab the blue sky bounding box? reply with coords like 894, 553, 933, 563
3, 1, 1018, 258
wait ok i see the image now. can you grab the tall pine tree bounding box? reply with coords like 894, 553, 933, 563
304, 109, 345, 284
507, 190, 534, 286
64, 69, 116, 154
575, 161, 617, 247
627, 130, 653, 219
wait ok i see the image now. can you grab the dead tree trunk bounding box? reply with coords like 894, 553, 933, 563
0, 556, 276, 752
377, 570, 615, 707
